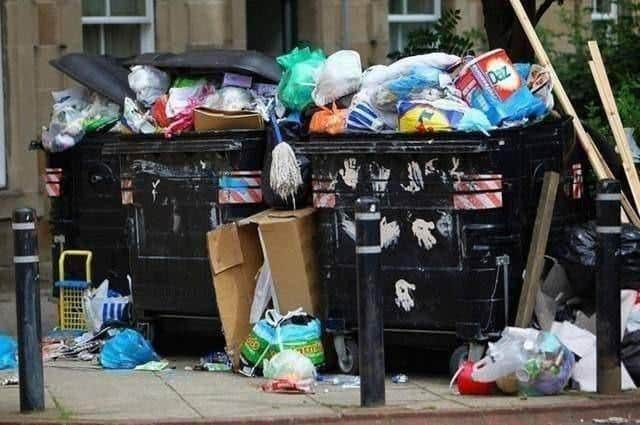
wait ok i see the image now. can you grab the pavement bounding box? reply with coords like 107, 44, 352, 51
0, 359, 639, 425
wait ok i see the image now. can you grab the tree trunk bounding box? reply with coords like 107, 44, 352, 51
482, 0, 537, 62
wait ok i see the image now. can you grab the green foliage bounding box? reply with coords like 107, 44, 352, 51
546, 1, 640, 137
388, 9, 474, 60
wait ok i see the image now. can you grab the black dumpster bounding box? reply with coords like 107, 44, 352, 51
37, 53, 136, 293
35, 133, 131, 294
103, 130, 266, 333
294, 117, 590, 373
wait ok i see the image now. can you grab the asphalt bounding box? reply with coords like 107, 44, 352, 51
0, 360, 639, 425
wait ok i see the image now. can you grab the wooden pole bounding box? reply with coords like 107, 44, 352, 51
507, 0, 640, 227
588, 40, 640, 214
516, 172, 559, 328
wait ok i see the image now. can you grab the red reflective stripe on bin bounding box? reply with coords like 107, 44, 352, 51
121, 179, 133, 205
218, 188, 262, 204
44, 168, 63, 197
453, 174, 503, 210
572, 163, 583, 200
226, 170, 262, 177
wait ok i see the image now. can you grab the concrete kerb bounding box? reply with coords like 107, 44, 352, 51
0, 393, 638, 425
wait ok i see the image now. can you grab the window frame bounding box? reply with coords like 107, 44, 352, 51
81, 0, 155, 55
591, 0, 618, 21
388, 0, 442, 52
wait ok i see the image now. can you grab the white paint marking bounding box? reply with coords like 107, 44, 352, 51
449, 157, 463, 182
370, 163, 391, 193
380, 217, 400, 249
436, 212, 453, 238
339, 158, 360, 189
412, 219, 437, 250
151, 179, 160, 203
395, 279, 416, 312
401, 161, 424, 193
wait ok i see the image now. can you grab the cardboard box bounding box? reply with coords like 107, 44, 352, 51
194, 107, 264, 132
206, 208, 322, 368
207, 221, 263, 368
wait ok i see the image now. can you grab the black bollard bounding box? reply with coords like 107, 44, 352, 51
355, 197, 385, 407
12, 208, 45, 412
596, 180, 621, 394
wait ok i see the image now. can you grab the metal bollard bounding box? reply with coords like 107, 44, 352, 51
596, 180, 621, 394
355, 197, 385, 407
12, 208, 45, 412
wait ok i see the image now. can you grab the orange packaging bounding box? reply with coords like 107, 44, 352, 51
309, 103, 347, 135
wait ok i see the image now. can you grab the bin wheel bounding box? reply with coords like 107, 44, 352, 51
336, 337, 359, 375
449, 345, 469, 377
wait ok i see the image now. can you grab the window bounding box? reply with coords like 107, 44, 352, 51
0, 15, 6, 189
82, 0, 155, 57
388, 0, 441, 52
592, 0, 618, 20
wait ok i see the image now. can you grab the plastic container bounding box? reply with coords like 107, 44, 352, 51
293, 117, 590, 374
103, 130, 266, 329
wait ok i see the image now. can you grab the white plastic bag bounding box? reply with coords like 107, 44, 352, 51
312, 50, 362, 107
123, 97, 156, 134
263, 349, 316, 380
165, 79, 209, 118
41, 88, 90, 152
84, 277, 132, 333
472, 327, 539, 382
128, 65, 170, 108
250, 262, 273, 324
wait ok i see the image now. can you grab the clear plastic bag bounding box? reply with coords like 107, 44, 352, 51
128, 65, 170, 108
263, 349, 316, 380
472, 327, 539, 382
250, 262, 273, 324
312, 50, 362, 107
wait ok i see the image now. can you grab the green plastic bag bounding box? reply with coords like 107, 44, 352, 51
277, 47, 326, 111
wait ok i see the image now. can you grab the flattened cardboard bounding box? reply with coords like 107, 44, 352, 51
254, 208, 321, 315
207, 222, 263, 368
194, 107, 264, 132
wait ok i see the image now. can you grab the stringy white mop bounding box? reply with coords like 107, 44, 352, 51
270, 141, 302, 206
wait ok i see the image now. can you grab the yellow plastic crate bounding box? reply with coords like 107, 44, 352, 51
54, 250, 92, 331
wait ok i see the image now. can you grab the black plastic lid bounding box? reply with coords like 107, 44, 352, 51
124, 49, 282, 83
49, 53, 135, 106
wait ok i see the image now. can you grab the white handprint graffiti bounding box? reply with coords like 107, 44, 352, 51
395, 279, 416, 312
401, 161, 424, 193
412, 219, 437, 250
339, 158, 360, 189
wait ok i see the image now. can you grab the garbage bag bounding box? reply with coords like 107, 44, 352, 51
128, 65, 170, 108
372, 66, 444, 111
41, 88, 89, 152
346, 100, 393, 133
622, 330, 640, 386
516, 332, 575, 396
263, 349, 316, 380
309, 103, 347, 135
312, 50, 362, 107
239, 309, 324, 376
212, 86, 253, 111
100, 329, 159, 369
472, 327, 540, 383
123, 97, 156, 134
84, 277, 132, 333
276, 47, 326, 111
552, 222, 640, 294
0, 335, 17, 370
397, 99, 492, 134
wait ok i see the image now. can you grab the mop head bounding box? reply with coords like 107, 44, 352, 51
270, 141, 303, 202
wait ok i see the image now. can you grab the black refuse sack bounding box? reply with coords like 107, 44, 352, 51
622, 330, 640, 386
552, 221, 640, 294
262, 123, 311, 210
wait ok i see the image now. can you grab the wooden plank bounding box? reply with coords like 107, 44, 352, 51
507, 0, 640, 227
515, 171, 560, 328
588, 41, 640, 215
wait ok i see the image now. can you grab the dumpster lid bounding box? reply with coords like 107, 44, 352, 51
49, 54, 135, 106
124, 49, 282, 83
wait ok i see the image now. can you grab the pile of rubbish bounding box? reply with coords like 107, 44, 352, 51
40, 46, 553, 153
280, 47, 552, 135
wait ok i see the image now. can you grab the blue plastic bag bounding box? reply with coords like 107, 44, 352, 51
100, 329, 158, 369
0, 335, 17, 370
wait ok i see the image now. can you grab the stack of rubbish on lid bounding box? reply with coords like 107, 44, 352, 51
276, 46, 553, 135
40, 54, 279, 153
123, 68, 276, 138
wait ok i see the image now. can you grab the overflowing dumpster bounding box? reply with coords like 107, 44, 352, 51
294, 117, 590, 373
